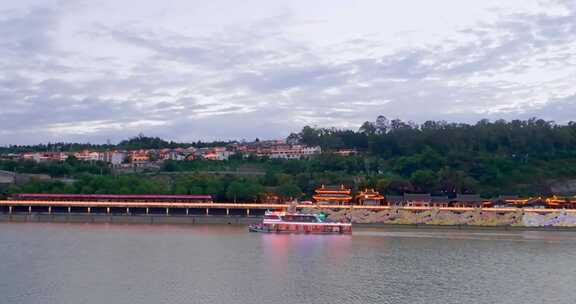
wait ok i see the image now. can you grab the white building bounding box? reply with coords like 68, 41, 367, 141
269, 145, 321, 160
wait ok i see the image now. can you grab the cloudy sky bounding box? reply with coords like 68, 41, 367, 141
1, 0, 575, 144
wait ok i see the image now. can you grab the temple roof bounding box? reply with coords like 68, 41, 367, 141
315, 184, 351, 194
314, 194, 352, 198
493, 195, 521, 202
431, 196, 448, 202
404, 193, 432, 202
356, 188, 384, 200
385, 195, 404, 203
453, 194, 483, 202
313, 195, 352, 201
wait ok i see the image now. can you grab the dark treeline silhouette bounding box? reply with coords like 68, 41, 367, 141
283, 116, 576, 197
0, 134, 235, 153
290, 116, 576, 157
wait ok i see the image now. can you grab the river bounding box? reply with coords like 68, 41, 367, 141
1, 223, 575, 304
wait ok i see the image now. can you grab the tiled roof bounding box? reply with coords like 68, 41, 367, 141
454, 194, 482, 202
431, 196, 448, 202
319, 184, 349, 191
404, 193, 432, 202
385, 195, 404, 203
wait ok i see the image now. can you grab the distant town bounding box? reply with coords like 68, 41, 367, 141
0, 138, 364, 174
0, 139, 340, 167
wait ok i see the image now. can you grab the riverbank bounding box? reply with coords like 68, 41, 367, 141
353, 223, 576, 231
0, 213, 260, 225
3, 213, 576, 231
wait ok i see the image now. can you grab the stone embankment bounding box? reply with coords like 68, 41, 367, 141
305, 207, 576, 228
2, 200, 576, 228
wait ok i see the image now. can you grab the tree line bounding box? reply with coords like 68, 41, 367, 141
0, 134, 234, 153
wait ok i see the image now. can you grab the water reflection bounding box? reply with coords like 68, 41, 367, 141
261, 234, 352, 272
355, 228, 576, 243
1, 223, 575, 304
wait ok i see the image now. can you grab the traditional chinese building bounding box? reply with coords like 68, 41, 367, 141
313, 184, 352, 205
404, 193, 432, 207
356, 188, 384, 206
450, 194, 490, 208
385, 195, 404, 207
492, 195, 522, 208
430, 196, 449, 208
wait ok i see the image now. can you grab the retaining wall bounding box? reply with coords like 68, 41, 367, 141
305, 207, 576, 228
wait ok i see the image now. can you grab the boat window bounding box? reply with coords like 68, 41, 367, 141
281, 215, 319, 222
264, 215, 280, 220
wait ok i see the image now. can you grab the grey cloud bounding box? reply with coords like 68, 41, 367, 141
225, 64, 349, 93
526, 94, 576, 122
344, 2, 576, 81
1, 1, 575, 145
0, 6, 58, 55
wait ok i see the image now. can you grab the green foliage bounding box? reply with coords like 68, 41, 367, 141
225, 180, 264, 203
410, 170, 438, 193
277, 183, 303, 200
118, 135, 175, 150
0, 159, 110, 177
4, 117, 576, 198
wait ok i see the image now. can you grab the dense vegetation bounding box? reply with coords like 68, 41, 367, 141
0, 134, 232, 153
2, 117, 576, 201
0, 157, 111, 177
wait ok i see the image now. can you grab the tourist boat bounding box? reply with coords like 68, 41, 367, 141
248, 211, 352, 234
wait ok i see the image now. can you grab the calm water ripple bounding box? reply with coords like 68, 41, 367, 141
1, 223, 575, 304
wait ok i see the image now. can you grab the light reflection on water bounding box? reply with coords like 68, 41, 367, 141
1, 222, 575, 304
354, 228, 576, 243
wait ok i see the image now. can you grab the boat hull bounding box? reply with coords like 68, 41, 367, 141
248, 223, 352, 234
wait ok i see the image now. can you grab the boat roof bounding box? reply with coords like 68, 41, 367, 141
265, 210, 321, 217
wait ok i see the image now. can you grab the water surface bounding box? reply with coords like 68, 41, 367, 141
1, 223, 575, 304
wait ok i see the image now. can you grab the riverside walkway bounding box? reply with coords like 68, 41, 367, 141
1, 200, 574, 215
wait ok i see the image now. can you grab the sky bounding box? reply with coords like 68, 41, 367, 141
1, 0, 575, 145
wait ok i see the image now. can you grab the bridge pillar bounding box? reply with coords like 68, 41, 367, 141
48, 206, 51, 214
87, 207, 91, 214
146, 208, 149, 214
186, 208, 189, 215
226, 208, 229, 216
107, 207, 110, 214
8, 206, 12, 214
247, 209, 250, 216
28, 206, 32, 213
206, 208, 209, 215
126, 207, 130, 214
68, 206, 71, 213
166, 208, 169, 215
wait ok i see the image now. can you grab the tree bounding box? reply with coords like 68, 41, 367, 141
410, 170, 438, 193
286, 133, 301, 145
162, 160, 179, 172
225, 180, 264, 203
386, 178, 415, 194
375, 115, 390, 134
300, 126, 320, 146
277, 183, 303, 201
262, 170, 279, 186
359, 121, 377, 135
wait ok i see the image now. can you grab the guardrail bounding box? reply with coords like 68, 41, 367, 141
2, 200, 576, 213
